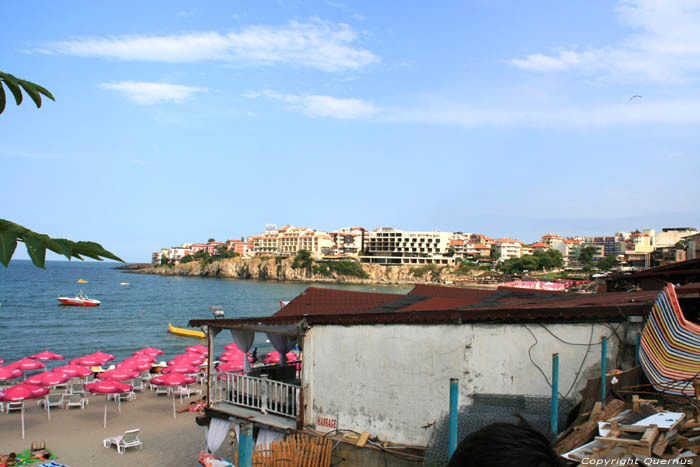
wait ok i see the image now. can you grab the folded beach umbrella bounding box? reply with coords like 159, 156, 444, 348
0, 383, 49, 439
0, 365, 23, 381
186, 344, 208, 354
150, 373, 196, 419
135, 347, 164, 357
86, 380, 133, 428
53, 364, 93, 378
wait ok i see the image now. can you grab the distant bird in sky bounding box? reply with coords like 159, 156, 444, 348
629, 95, 642, 101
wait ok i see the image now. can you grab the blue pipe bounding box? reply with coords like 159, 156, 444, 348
448, 378, 459, 459
635, 333, 641, 367
601, 337, 607, 406
551, 353, 559, 436
239, 422, 253, 467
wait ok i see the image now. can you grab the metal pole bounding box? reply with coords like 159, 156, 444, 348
601, 337, 607, 406
239, 422, 253, 467
448, 378, 459, 459
635, 333, 641, 367
551, 353, 559, 436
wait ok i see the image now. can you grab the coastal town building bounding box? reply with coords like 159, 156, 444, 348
359, 228, 455, 265
250, 225, 333, 258
329, 227, 366, 256
491, 238, 522, 261
226, 239, 253, 256
540, 233, 563, 247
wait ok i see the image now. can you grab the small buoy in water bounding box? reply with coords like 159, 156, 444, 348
142, 312, 146, 315
120, 282, 129, 286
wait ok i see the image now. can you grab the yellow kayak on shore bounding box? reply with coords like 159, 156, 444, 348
168, 322, 206, 339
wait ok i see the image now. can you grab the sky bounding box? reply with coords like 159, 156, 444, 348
2, 0, 699, 262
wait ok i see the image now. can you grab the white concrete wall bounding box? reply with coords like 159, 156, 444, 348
302, 322, 631, 447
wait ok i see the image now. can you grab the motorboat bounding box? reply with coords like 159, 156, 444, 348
57, 290, 101, 306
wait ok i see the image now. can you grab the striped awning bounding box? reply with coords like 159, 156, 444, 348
640, 284, 700, 395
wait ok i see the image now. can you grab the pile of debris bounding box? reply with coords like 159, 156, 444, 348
555, 389, 700, 464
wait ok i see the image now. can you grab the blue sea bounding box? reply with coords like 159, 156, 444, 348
0, 260, 410, 365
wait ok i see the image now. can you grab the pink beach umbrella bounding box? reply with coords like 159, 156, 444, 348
162, 364, 198, 375
86, 380, 133, 428
71, 355, 103, 367
8, 358, 46, 372
97, 368, 139, 381
186, 344, 208, 354
30, 350, 65, 362
217, 362, 244, 372
223, 343, 239, 351
53, 364, 93, 378
263, 352, 298, 364
25, 371, 70, 420
125, 354, 156, 364
150, 373, 196, 418
169, 354, 205, 366
91, 351, 116, 363
134, 347, 164, 357
0, 383, 49, 439
118, 360, 152, 372
0, 357, 5, 364
0, 365, 23, 381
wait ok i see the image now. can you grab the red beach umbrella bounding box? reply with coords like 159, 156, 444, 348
162, 364, 198, 375
53, 364, 93, 378
0, 365, 23, 381
186, 344, 208, 354
169, 353, 205, 366
0, 383, 49, 439
150, 373, 196, 418
8, 358, 46, 372
125, 354, 156, 364
25, 371, 70, 387
223, 343, 239, 351
30, 350, 65, 362
97, 368, 139, 381
71, 355, 102, 367
135, 347, 164, 357
217, 362, 244, 372
118, 360, 152, 372
91, 351, 116, 363
86, 380, 133, 428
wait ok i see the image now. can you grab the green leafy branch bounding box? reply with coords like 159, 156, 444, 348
0, 71, 55, 115
0, 219, 124, 269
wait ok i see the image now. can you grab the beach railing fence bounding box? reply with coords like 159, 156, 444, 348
215, 373, 300, 419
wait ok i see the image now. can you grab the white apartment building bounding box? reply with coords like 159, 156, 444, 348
360, 228, 455, 265
492, 238, 522, 261
330, 227, 365, 256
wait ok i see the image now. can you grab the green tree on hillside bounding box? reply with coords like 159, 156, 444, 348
579, 246, 597, 270
598, 255, 617, 271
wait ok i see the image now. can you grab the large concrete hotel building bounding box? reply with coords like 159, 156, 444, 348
359, 227, 454, 265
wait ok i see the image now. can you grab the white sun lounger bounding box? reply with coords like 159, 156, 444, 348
103, 428, 143, 454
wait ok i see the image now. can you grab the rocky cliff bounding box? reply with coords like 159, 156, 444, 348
132, 257, 494, 285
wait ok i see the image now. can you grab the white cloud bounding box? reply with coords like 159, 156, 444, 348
511, 0, 700, 81
43, 19, 378, 72
100, 81, 205, 105
396, 97, 700, 128
244, 89, 378, 118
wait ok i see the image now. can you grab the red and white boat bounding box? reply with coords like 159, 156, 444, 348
57, 290, 101, 306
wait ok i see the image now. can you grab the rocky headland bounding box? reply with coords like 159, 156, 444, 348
127, 256, 495, 286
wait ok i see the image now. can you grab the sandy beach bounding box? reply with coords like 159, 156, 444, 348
0, 383, 232, 467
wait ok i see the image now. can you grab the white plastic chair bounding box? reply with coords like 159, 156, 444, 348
103, 428, 143, 454
39, 393, 64, 409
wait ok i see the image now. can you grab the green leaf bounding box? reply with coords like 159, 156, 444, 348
18, 80, 42, 108
0, 230, 18, 267
34, 83, 55, 101
1, 73, 23, 106
22, 232, 47, 269
46, 238, 73, 260
0, 84, 5, 114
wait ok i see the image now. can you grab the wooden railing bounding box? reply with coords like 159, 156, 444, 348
213, 372, 300, 419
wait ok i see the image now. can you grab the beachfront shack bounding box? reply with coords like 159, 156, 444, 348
189, 284, 660, 455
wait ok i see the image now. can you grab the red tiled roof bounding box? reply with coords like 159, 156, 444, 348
473, 244, 489, 249
530, 242, 549, 248
272, 287, 404, 317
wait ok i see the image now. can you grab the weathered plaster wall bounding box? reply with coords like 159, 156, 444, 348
303, 322, 637, 447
